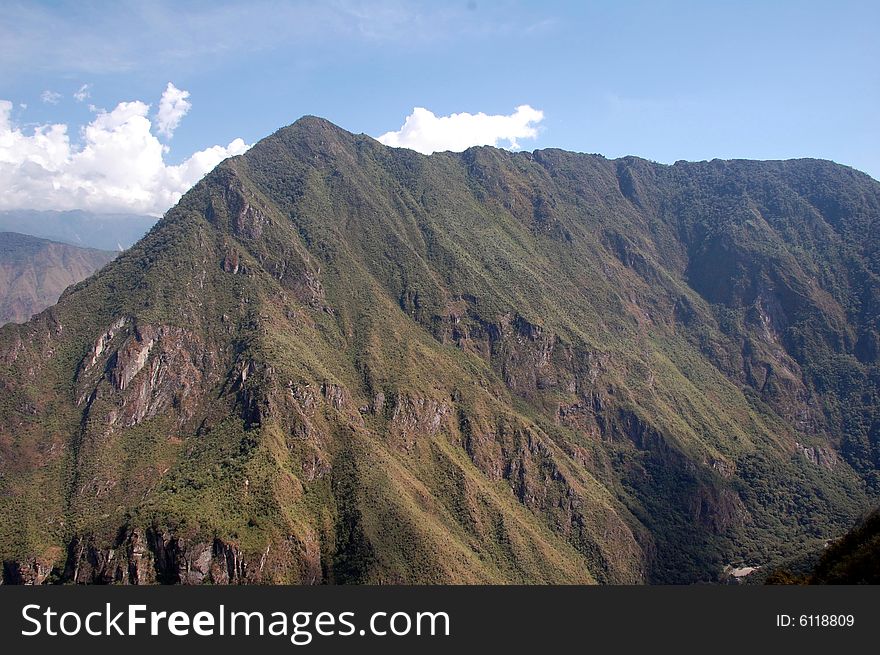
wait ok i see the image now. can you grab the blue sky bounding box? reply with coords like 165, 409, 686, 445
1, 0, 878, 214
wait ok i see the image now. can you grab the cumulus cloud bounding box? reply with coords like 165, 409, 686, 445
155, 82, 191, 139
73, 84, 92, 102
377, 105, 544, 154
0, 87, 249, 216
41, 90, 61, 104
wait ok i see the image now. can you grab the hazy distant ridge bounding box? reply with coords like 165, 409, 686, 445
0, 210, 156, 251
0, 231, 116, 325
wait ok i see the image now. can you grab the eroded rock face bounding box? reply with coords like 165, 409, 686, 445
222, 248, 241, 274
740, 295, 823, 436
321, 382, 349, 411
52, 528, 252, 585
110, 324, 156, 392
796, 441, 838, 470
0, 524, 329, 586
206, 169, 269, 241
389, 394, 451, 451
1, 559, 52, 585
77, 319, 221, 430
127, 529, 155, 585
84, 316, 128, 372
441, 312, 577, 396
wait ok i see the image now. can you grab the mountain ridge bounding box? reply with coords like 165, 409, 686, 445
0, 232, 116, 326
0, 210, 157, 251
1, 116, 877, 584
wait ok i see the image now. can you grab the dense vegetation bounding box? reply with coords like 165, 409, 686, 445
765, 506, 880, 584
808, 508, 880, 583
0, 117, 877, 584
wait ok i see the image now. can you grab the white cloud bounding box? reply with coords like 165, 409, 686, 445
0, 87, 250, 216
41, 90, 61, 104
73, 83, 92, 102
155, 82, 191, 139
377, 105, 544, 154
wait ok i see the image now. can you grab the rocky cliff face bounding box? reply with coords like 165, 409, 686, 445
0, 117, 878, 584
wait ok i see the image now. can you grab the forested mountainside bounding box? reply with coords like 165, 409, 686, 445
764, 506, 880, 584
1, 117, 877, 584
806, 508, 880, 583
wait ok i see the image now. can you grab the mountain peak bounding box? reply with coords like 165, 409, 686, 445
277, 114, 358, 142
289, 114, 343, 129
244, 114, 361, 166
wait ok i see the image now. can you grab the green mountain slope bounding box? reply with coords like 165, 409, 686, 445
764, 506, 880, 584
1, 117, 878, 584
807, 508, 880, 583
0, 232, 116, 326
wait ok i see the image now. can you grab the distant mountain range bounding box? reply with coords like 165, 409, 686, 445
0, 117, 877, 584
0, 210, 156, 251
0, 232, 116, 326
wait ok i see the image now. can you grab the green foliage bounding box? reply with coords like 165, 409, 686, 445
808, 507, 880, 583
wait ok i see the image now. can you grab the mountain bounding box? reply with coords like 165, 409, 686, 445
0, 232, 116, 326
0, 210, 157, 251
808, 508, 880, 583
1, 116, 878, 585
764, 506, 880, 584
